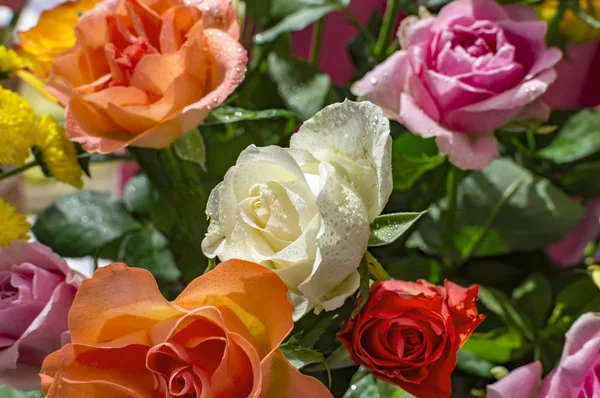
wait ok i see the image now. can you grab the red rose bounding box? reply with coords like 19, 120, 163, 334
338, 280, 484, 398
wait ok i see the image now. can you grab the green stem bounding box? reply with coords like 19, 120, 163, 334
374, 0, 400, 60
310, 18, 325, 66
546, 1, 566, 46
0, 152, 129, 182
0, 161, 38, 181
366, 251, 392, 281
526, 131, 536, 153
443, 164, 460, 267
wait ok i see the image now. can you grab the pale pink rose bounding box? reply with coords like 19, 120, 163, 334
487, 312, 600, 398
352, 0, 561, 170
547, 199, 600, 267
0, 241, 84, 391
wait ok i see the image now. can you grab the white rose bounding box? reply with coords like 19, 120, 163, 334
202, 100, 392, 312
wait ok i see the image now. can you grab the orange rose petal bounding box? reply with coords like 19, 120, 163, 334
261, 349, 333, 398
159, 6, 203, 54
174, 260, 292, 356
41, 343, 154, 398
170, 308, 261, 397
122, 0, 162, 48
190, 0, 241, 39
68, 263, 182, 345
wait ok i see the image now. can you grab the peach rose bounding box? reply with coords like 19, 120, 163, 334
46, 0, 247, 153
40, 260, 332, 397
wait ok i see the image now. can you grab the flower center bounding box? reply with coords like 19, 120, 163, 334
0, 276, 17, 301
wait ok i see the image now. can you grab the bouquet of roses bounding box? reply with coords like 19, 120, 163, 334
1, 0, 599, 396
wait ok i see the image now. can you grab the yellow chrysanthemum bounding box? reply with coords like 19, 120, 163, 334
537, 0, 600, 44
0, 198, 30, 247
37, 115, 84, 188
0, 88, 37, 166
0, 45, 27, 78
17, 0, 98, 77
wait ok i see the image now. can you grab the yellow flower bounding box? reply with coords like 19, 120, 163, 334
589, 265, 600, 290
37, 115, 84, 188
0, 88, 37, 166
0, 45, 27, 78
536, 0, 600, 44
0, 198, 30, 247
17, 0, 98, 77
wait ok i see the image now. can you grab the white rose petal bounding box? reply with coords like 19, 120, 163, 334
202, 100, 392, 312
290, 100, 393, 222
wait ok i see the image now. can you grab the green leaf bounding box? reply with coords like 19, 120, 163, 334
386, 254, 443, 284
462, 327, 523, 363
32, 191, 141, 258
255, 5, 337, 44
267, 54, 332, 120
547, 277, 600, 336
0, 387, 43, 398
205, 106, 297, 125
512, 273, 553, 330
377, 380, 416, 398
479, 287, 534, 340
353, 256, 371, 317
409, 159, 585, 257
369, 211, 428, 247
123, 174, 155, 216
560, 161, 600, 198
539, 106, 600, 163
306, 344, 355, 372
456, 349, 495, 378
392, 134, 445, 191
343, 375, 379, 398
173, 130, 207, 171
280, 344, 327, 370
280, 342, 331, 388
117, 229, 181, 284
393, 154, 446, 191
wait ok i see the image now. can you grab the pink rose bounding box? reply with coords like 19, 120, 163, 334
352, 0, 561, 170
0, 241, 84, 391
487, 312, 600, 398
547, 199, 600, 267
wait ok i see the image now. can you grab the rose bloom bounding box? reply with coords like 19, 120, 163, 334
45, 0, 247, 153
488, 312, 600, 398
41, 260, 333, 397
202, 100, 392, 314
338, 279, 484, 398
352, 0, 561, 170
0, 241, 84, 391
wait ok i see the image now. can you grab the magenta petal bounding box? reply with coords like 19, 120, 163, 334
526, 48, 562, 80
0, 283, 75, 380
0, 363, 44, 391
351, 51, 409, 116
434, 0, 509, 28
424, 70, 493, 112
436, 132, 499, 170
398, 93, 451, 138
516, 100, 551, 121
486, 361, 542, 398
539, 313, 600, 397
502, 4, 541, 22
0, 242, 83, 287
547, 199, 600, 267
0, 302, 44, 340
445, 69, 557, 133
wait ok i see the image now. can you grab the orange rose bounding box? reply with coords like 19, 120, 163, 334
45, 0, 247, 153
40, 260, 333, 397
